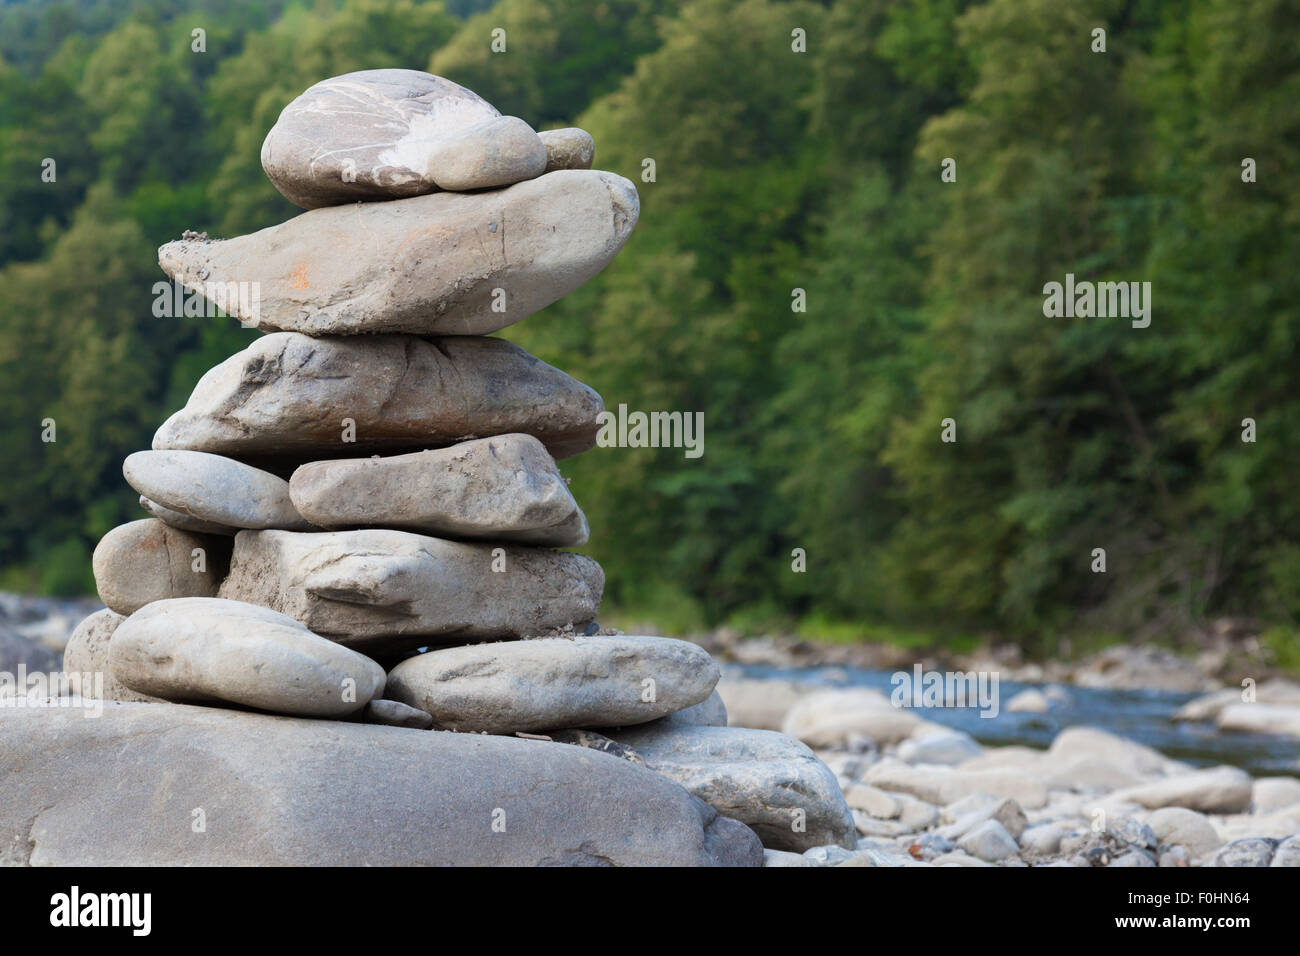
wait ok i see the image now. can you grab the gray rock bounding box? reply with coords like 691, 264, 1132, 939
1109, 849, 1157, 867
362, 699, 434, 730
92, 519, 230, 615
781, 687, 922, 747
1160, 846, 1190, 867
109, 598, 386, 718
939, 797, 1028, 842
864, 760, 1049, 809
259, 70, 533, 207
1144, 807, 1222, 859
154, 332, 603, 466
653, 689, 728, 728
219, 529, 603, 654
425, 115, 546, 191
843, 784, 900, 819
1218, 703, 1300, 738
548, 729, 646, 765
159, 169, 637, 337
126, 450, 312, 532
1120, 766, 1254, 814
1020, 823, 1065, 855
62, 609, 162, 703
139, 495, 237, 535
540, 127, 595, 172
1270, 834, 1300, 867
955, 819, 1019, 862
1209, 837, 1277, 867
896, 728, 983, 765
716, 677, 807, 730
593, 724, 856, 852
289, 435, 587, 546
0, 703, 762, 866
763, 849, 813, 867
1253, 776, 1300, 813
385, 635, 716, 733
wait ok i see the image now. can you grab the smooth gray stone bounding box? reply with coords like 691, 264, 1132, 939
362, 699, 434, 730
594, 724, 857, 853
1270, 834, 1300, 867
1210, 837, 1277, 867
108, 598, 386, 718
289, 435, 588, 546
218, 529, 603, 654
539, 127, 595, 172
126, 450, 312, 532
158, 169, 638, 337
62, 608, 163, 703
425, 116, 546, 190
385, 635, 718, 734
654, 689, 728, 728
260, 69, 527, 208
139, 495, 237, 536
154, 332, 603, 466
0, 703, 763, 866
92, 519, 231, 615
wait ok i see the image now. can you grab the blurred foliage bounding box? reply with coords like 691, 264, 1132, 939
0, 0, 1296, 657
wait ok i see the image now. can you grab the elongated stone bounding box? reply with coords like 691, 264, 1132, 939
289, 434, 587, 546
218, 529, 603, 653
539, 128, 595, 172
139, 495, 237, 536
153, 332, 603, 466
157, 169, 638, 337
125, 450, 312, 531
384, 635, 719, 733
108, 597, 385, 717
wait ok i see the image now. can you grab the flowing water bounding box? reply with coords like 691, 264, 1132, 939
727, 662, 1300, 777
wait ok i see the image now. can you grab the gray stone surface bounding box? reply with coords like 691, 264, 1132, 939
109, 598, 386, 717
956, 819, 1020, 862
260, 69, 511, 207
126, 450, 312, 531
652, 688, 728, 728
154, 332, 603, 465
425, 115, 546, 191
62, 608, 162, 703
0, 703, 763, 866
596, 724, 856, 852
1119, 765, 1254, 814
218, 529, 603, 653
289, 434, 587, 546
139, 495, 237, 536
158, 169, 637, 337
385, 635, 716, 733
362, 698, 434, 730
1144, 807, 1223, 859
540, 127, 595, 172
92, 519, 230, 615
1209, 837, 1277, 867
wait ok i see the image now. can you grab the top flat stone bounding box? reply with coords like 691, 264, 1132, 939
260, 69, 548, 208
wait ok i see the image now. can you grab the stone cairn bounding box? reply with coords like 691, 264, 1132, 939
58, 70, 854, 865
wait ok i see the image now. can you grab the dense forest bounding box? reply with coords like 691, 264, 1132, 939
1, 0, 1297, 657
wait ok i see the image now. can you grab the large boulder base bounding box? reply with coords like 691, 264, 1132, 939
0, 703, 762, 866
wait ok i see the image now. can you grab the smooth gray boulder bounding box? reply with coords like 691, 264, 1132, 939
594, 724, 856, 852
260, 69, 541, 208
289, 435, 588, 546
385, 635, 717, 733
108, 598, 386, 718
125, 450, 312, 532
540, 128, 595, 172
62, 608, 163, 703
154, 332, 603, 465
654, 688, 728, 728
218, 529, 603, 653
91, 519, 230, 615
0, 703, 762, 866
158, 169, 638, 337
1118, 766, 1254, 814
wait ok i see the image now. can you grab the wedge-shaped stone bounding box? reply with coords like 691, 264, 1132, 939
218, 529, 603, 653
384, 635, 718, 734
125, 450, 312, 531
108, 597, 385, 717
153, 332, 602, 466
139, 495, 236, 535
592, 724, 856, 853
158, 169, 638, 337
92, 519, 231, 615
289, 434, 587, 546
0, 703, 762, 866
260, 69, 543, 208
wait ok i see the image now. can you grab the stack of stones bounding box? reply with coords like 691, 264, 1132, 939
54, 70, 853, 866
